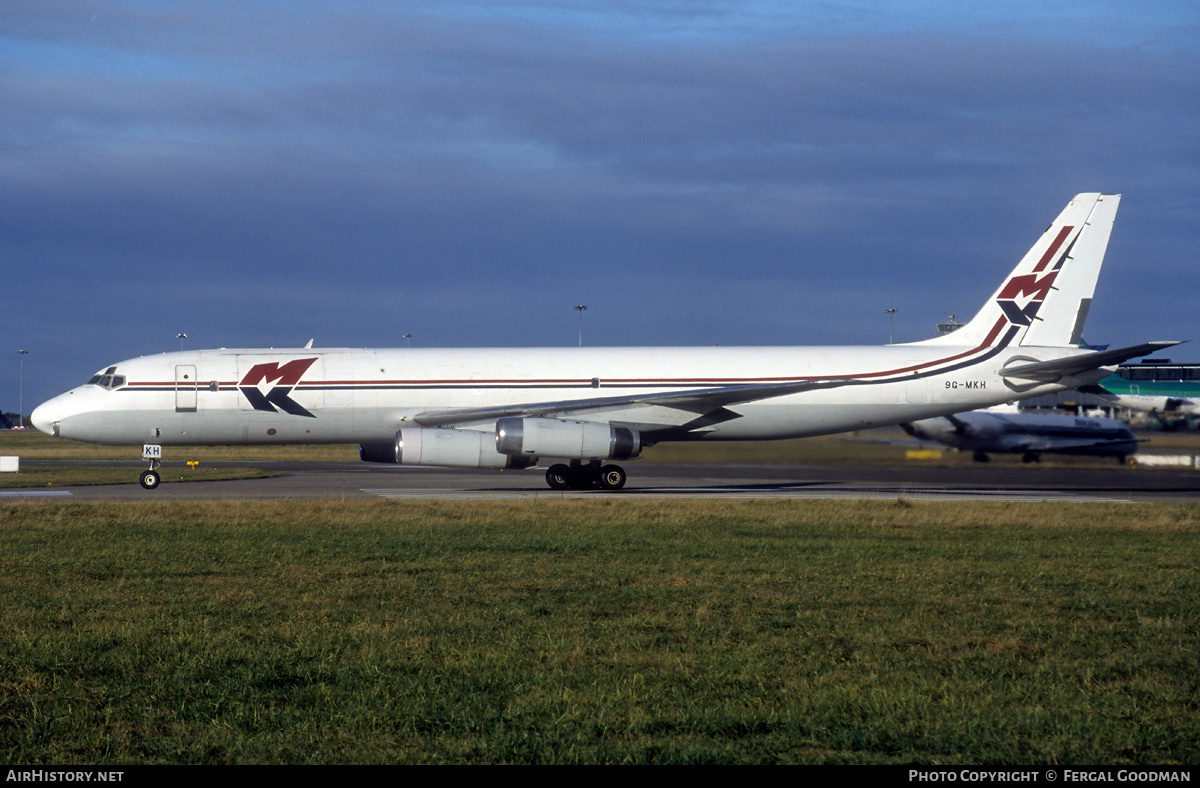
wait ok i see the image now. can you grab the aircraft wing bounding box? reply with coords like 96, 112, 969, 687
1002, 341, 1184, 383
413, 377, 856, 431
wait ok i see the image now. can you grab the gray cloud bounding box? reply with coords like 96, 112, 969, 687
3, 2, 1198, 405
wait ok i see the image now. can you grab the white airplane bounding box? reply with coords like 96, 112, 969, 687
31, 193, 1178, 491
1075, 371, 1200, 418
901, 409, 1140, 464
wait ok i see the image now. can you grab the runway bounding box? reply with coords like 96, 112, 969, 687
7, 459, 1200, 503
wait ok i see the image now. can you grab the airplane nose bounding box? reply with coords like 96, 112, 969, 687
30, 398, 62, 436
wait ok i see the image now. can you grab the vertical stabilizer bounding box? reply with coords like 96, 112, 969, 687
1019, 194, 1119, 347
914, 193, 1118, 350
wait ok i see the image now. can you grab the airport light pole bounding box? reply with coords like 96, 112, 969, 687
574, 305, 588, 347
885, 308, 897, 344
17, 349, 28, 428
403, 332, 412, 348
177, 333, 188, 351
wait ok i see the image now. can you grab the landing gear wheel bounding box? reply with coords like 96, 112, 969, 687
139, 469, 161, 490
599, 464, 627, 490
566, 467, 597, 490
546, 464, 571, 490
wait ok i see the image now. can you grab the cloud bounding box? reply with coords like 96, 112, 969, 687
2, 2, 1198, 405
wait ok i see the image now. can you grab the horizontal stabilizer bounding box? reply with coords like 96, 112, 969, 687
1002, 341, 1184, 383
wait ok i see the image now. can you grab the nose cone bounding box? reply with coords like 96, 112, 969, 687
30, 397, 64, 436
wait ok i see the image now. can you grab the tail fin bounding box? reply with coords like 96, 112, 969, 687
916, 193, 1120, 349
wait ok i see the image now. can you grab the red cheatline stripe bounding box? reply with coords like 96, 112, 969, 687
1032, 225, 1074, 273
123, 321, 1013, 392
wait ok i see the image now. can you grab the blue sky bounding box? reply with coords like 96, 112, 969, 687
3, 1, 1198, 410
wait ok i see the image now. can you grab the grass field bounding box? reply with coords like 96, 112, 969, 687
6, 426, 1199, 470
2, 499, 1197, 764
0, 431, 282, 488
1, 466, 277, 488
0, 430, 362, 463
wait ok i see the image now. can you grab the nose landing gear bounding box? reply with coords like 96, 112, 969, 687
545, 459, 628, 491
140, 466, 161, 490
140, 444, 163, 490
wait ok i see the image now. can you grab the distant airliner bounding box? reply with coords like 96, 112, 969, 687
1077, 364, 1200, 418
32, 193, 1177, 490
901, 409, 1139, 464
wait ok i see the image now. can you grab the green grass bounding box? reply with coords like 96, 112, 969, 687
1, 499, 1197, 764
8, 426, 1196, 469
0, 466, 276, 489
0, 430, 360, 462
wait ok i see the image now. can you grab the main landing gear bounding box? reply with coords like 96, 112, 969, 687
545, 460, 627, 491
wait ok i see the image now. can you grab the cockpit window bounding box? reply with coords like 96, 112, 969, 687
87, 368, 125, 390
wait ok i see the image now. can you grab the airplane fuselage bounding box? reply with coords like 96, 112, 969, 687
30, 193, 1170, 491
1086, 373, 1200, 416
35, 344, 1101, 447
903, 410, 1139, 460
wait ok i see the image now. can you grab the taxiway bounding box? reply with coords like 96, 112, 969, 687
5, 460, 1199, 503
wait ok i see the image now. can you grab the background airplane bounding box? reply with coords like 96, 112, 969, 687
30, 193, 1177, 490
1076, 361, 1200, 421
901, 408, 1139, 464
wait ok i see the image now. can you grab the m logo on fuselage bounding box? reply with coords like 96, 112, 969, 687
239, 358, 318, 418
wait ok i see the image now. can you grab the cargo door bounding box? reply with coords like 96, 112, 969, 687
904, 368, 930, 405
175, 365, 198, 412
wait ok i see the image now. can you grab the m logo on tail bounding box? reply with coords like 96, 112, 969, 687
239, 358, 318, 418
996, 271, 1059, 327
995, 222, 1077, 328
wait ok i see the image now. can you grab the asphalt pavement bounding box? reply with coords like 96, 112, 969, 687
6, 459, 1199, 503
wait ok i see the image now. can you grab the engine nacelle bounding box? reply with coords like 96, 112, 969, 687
495, 417, 640, 461
360, 428, 536, 469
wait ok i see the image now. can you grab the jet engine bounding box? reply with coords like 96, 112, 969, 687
495, 417, 640, 461
360, 428, 536, 469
